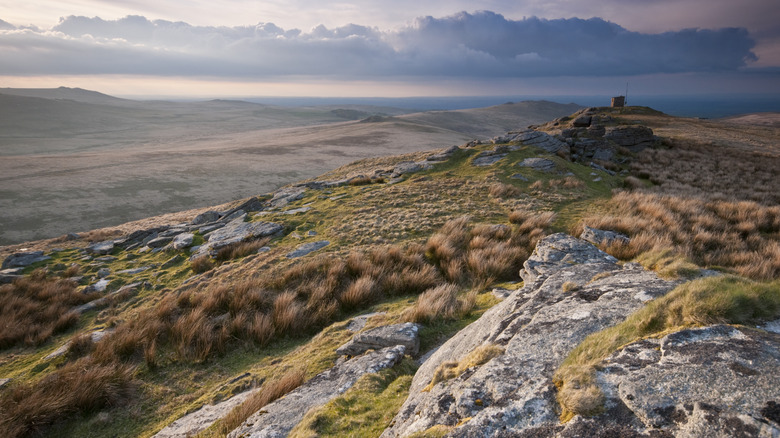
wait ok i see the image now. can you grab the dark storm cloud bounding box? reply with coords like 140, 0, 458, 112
0, 11, 757, 78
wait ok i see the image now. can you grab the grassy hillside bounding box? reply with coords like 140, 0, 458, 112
0, 106, 778, 437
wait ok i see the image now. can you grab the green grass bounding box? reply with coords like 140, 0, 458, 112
288, 358, 418, 438
554, 275, 780, 421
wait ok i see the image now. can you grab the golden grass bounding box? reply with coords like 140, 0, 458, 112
581, 191, 780, 280
216, 368, 306, 435
214, 238, 270, 262
554, 275, 780, 420
0, 270, 97, 349
402, 284, 476, 324
191, 256, 215, 274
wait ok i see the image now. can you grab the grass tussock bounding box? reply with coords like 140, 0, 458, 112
554, 275, 780, 420
214, 238, 270, 262
80, 229, 122, 243
488, 182, 521, 198
426, 214, 554, 287
402, 284, 476, 324
0, 359, 134, 438
424, 344, 504, 391
581, 191, 780, 280
0, 269, 98, 349
216, 368, 306, 435
191, 255, 215, 274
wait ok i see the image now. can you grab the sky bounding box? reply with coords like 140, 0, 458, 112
0, 0, 778, 98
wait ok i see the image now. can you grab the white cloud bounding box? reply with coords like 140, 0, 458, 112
0, 11, 760, 80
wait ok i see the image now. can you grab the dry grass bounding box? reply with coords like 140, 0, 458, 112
488, 182, 521, 198
561, 281, 579, 292
214, 238, 269, 262
402, 284, 476, 324
217, 368, 306, 435
0, 359, 134, 437
555, 275, 780, 420
80, 229, 123, 243
0, 270, 98, 349
191, 256, 215, 274
424, 344, 504, 391
581, 192, 780, 280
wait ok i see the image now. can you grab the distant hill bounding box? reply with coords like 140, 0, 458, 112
0, 86, 129, 105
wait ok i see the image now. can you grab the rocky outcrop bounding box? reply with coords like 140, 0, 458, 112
1, 251, 51, 269
517, 157, 556, 172
580, 226, 630, 247
86, 241, 115, 255
191, 211, 221, 225
196, 215, 283, 256
228, 345, 406, 438
286, 240, 330, 259
153, 388, 259, 438
337, 323, 421, 357
382, 234, 679, 437
556, 325, 780, 437
605, 125, 655, 151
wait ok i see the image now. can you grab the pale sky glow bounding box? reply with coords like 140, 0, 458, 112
1, 0, 778, 97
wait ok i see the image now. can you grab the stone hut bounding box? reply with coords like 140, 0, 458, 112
611, 96, 625, 107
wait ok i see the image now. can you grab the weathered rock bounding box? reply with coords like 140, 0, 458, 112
161, 255, 184, 269
509, 129, 567, 153
114, 226, 169, 249
392, 161, 432, 177
191, 210, 221, 225
0, 378, 11, 389
572, 114, 592, 127
197, 216, 283, 256
220, 209, 246, 223
471, 152, 507, 167
116, 266, 152, 275
228, 345, 406, 438
154, 388, 260, 438
605, 125, 655, 150
44, 329, 112, 360
427, 145, 460, 161
75, 282, 143, 313
86, 241, 115, 256
286, 240, 330, 259
0, 268, 23, 284
337, 323, 421, 357
269, 187, 305, 208
517, 157, 556, 172
509, 173, 529, 181
346, 312, 386, 332
568, 325, 780, 437
2, 251, 50, 269
146, 235, 174, 248
97, 268, 111, 278
580, 226, 630, 247
172, 233, 195, 250
381, 234, 677, 438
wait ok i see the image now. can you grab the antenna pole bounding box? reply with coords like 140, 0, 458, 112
625, 82, 629, 106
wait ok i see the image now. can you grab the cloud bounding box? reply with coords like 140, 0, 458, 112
0, 11, 758, 79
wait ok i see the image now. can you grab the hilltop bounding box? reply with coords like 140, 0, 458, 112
0, 88, 579, 245
0, 106, 778, 437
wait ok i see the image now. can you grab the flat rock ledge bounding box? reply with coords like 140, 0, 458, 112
228, 345, 406, 438
381, 234, 679, 438
337, 322, 421, 357
153, 388, 259, 438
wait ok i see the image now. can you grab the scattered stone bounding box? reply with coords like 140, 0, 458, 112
44, 329, 112, 360
0, 268, 23, 284
191, 210, 221, 225
197, 217, 283, 256
472, 152, 507, 167
86, 241, 115, 256
94, 256, 117, 262
307, 230, 318, 236
592, 177, 602, 182
427, 145, 459, 161
509, 173, 529, 181
517, 157, 556, 172
75, 282, 143, 313
146, 236, 174, 248
0, 378, 10, 389
117, 266, 152, 275
286, 241, 330, 259
589, 162, 616, 176
220, 209, 246, 223
269, 188, 305, 208
2, 251, 51, 269
172, 233, 195, 250
604, 125, 655, 150
346, 312, 386, 332
282, 207, 311, 215
337, 323, 421, 357
580, 226, 630, 247
571, 114, 592, 127
257, 246, 271, 253
228, 345, 406, 438
90, 278, 110, 293
391, 161, 431, 177
97, 268, 111, 278
161, 255, 184, 269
